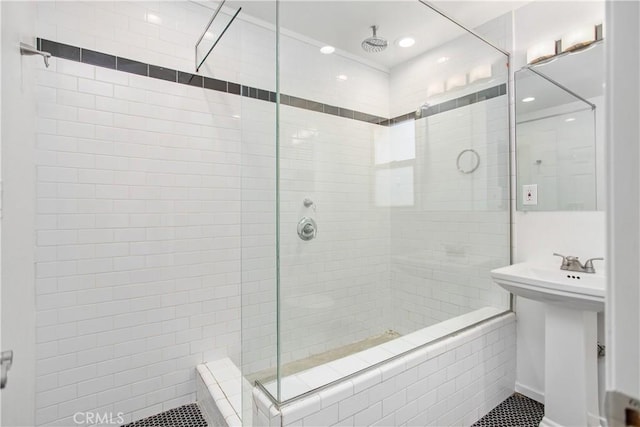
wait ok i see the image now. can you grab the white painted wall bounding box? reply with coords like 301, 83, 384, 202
510, 0, 606, 404
1, 2, 38, 426
605, 0, 640, 402
0, 2, 3, 422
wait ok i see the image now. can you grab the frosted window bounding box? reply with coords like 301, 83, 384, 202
375, 167, 414, 207
374, 121, 415, 165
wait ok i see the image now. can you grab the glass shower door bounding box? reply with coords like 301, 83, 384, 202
239, 0, 512, 408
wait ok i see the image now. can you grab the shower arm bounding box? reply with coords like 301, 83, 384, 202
20, 42, 51, 68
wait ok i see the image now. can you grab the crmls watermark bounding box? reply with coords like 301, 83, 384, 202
73, 412, 125, 425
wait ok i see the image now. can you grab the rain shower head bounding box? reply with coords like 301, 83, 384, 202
361, 25, 388, 53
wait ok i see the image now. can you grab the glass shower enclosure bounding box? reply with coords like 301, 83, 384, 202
236, 0, 512, 421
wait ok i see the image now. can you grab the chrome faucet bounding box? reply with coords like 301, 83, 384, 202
553, 253, 604, 274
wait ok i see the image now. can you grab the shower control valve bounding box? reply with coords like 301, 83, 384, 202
297, 217, 317, 241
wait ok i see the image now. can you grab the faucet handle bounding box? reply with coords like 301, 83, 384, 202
583, 257, 604, 273
553, 253, 570, 268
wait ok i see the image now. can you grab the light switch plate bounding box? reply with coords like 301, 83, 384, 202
523, 184, 538, 206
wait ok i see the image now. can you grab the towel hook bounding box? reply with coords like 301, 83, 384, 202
456, 148, 480, 174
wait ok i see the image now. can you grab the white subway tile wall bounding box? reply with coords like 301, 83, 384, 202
254, 313, 516, 427
389, 98, 511, 334
35, 57, 245, 425
238, 96, 277, 382
277, 105, 391, 367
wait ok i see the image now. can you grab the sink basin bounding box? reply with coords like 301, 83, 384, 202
491, 262, 605, 311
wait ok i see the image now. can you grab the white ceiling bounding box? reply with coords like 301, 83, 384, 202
223, 1, 528, 69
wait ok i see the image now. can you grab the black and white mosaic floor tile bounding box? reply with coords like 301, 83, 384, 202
472, 394, 545, 427
123, 403, 207, 427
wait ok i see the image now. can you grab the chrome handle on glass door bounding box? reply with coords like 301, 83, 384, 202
297, 217, 317, 241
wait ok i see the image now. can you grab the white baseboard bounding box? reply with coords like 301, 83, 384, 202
539, 415, 564, 427
587, 411, 607, 427
515, 381, 545, 404
539, 412, 605, 427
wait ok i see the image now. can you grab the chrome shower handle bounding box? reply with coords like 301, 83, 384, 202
297, 217, 317, 241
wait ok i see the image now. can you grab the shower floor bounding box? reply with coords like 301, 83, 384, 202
249, 330, 401, 383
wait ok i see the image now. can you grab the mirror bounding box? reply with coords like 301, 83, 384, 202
515, 41, 604, 211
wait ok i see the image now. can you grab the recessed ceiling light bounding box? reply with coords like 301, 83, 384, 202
437, 56, 450, 64
232, 114, 241, 119
522, 97, 536, 103
336, 74, 348, 81
565, 117, 576, 122
398, 37, 415, 48
320, 46, 335, 54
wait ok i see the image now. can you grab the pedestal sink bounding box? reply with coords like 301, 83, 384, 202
491, 262, 605, 427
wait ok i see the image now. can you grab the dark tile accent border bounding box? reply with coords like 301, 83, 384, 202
258, 89, 270, 102
81, 49, 116, 69
391, 83, 507, 125
116, 57, 148, 76
178, 71, 203, 87
227, 82, 241, 95
41, 39, 80, 62
324, 105, 339, 116
149, 65, 177, 82
307, 101, 323, 113
38, 38, 506, 127
204, 77, 227, 92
